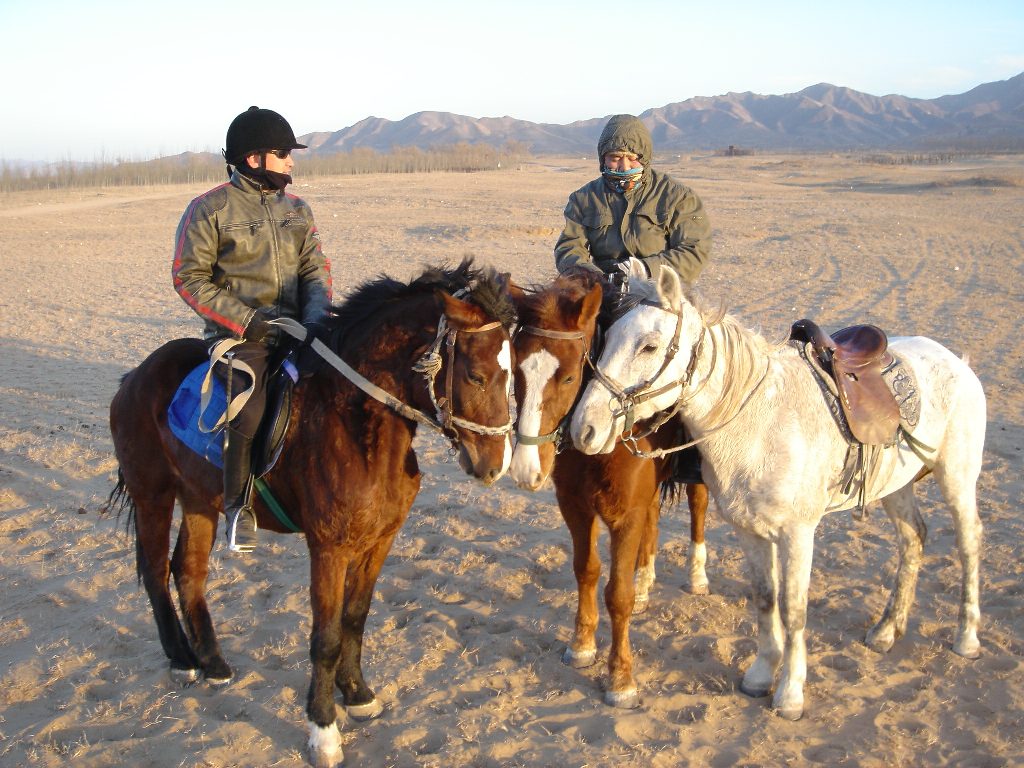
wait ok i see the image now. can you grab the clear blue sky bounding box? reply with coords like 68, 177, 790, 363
2, 0, 1022, 162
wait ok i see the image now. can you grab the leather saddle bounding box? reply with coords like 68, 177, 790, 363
790, 319, 901, 445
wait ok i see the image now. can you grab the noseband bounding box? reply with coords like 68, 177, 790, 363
513, 325, 591, 448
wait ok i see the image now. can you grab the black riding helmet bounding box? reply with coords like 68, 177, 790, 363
224, 106, 306, 165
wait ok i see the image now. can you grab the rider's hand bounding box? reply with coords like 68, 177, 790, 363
243, 311, 275, 343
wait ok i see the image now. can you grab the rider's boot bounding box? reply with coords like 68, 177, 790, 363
223, 428, 257, 553
673, 445, 704, 485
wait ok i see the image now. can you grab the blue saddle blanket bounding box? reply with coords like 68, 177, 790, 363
168, 363, 226, 468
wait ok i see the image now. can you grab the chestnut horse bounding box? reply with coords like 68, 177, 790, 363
510, 269, 709, 709
108, 262, 516, 768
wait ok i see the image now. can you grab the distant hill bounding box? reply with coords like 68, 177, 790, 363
300, 73, 1024, 154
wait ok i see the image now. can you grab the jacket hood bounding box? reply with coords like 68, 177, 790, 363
598, 115, 653, 169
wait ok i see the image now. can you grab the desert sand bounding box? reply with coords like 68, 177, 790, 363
0, 153, 1022, 767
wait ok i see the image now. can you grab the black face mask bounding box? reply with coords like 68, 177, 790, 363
234, 154, 292, 191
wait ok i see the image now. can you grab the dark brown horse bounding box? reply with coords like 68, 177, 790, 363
108, 261, 516, 768
510, 270, 709, 709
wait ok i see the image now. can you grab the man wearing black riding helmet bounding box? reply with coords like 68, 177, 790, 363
173, 106, 333, 554
554, 113, 711, 483
554, 114, 711, 284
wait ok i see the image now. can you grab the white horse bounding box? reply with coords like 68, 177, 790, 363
570, 263, 985, 720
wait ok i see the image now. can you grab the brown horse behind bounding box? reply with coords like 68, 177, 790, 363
510, 270, 710, 709
108, 261, 516, 768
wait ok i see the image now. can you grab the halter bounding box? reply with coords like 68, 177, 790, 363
513, 324, 591, 448
590, 300, 705, 435
272, 314, 513, 447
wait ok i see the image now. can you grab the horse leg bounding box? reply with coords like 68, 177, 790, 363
933, 461, 983, 659
866, 484, 926, 654
603, 512, 646, 708
171, 495, 232, 684
559, 500, 601, 670
333, 535, 397, 721
633, 496, 659, 614
683, 483, 710, 595
131, 485, 202, 683
736, 529, 783, 700
305, 544, 349, 768
772, 523, 816, 720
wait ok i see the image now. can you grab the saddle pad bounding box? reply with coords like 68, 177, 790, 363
168, 363, 226, 468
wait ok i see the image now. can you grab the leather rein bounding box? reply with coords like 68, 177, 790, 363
272, 315, 514, 444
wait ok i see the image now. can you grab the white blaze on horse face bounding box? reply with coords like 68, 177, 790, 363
498, 339, 513, 477
510, 347, 559, 487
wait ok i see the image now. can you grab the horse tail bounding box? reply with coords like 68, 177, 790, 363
659, 477, 687, 508
105, 468, 143, 583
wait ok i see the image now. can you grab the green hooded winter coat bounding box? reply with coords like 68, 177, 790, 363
554, 114, 711, 283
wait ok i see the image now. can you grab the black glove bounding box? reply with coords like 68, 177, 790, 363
303, 320, 329, 345
243, 311, 275, 343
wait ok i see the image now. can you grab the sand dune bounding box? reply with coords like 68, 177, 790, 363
1, 153, 1021, 767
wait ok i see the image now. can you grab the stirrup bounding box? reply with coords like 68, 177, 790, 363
226, 505, 258, 554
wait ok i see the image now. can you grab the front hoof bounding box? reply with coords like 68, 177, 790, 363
604, 686, 640, 709
169, 666, 201, 686
773, 702, 804, 721
562, 646, 597, 669
738, 679, 771, 698
345, 696, 384, 721
307, 721, 343, 768
632, 597, 649, 615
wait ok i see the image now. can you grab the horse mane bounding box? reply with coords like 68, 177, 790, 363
323, 257, 516, 348
518, 268, 609, 327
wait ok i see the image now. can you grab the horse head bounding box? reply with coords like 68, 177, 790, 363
432, 268, 517, 485
571, 264, 703, 455
509, 270, 604, 490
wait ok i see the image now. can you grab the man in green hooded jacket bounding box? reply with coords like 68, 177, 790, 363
554, 113, 711, 284
555, 114, 710, 483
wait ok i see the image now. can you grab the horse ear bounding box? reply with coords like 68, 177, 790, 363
656, 265, 682, 309
439, 290, 486, 329
576, 283, 603, 331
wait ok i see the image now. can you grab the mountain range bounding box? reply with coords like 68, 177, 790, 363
301, 72, 1024, 154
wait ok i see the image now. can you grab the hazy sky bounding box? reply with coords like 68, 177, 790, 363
3, 0, 1022, 162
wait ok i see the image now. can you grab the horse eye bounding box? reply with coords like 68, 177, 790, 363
468, 371, 486, 387
562, 375, 576, 385
641, 343, 659, 355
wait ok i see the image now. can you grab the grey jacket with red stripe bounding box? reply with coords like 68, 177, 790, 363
173, 171, 332, 341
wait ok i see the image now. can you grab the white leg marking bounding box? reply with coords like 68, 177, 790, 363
307, 720, 343, 768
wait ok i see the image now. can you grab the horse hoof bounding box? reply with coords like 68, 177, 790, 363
307, 722, 343, 768
346, 696, 384, 721
684, 581, 710, 596
604, 686, 640, 709
738, 679, 771, 698
562, 646, 597, 669
953, 637, 981, 660
632, 597, 649, 615
864, 627, 895, 654
169, 666, 201, 686
774, 703, 804, 721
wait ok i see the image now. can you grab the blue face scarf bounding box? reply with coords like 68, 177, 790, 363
602, 165, 644, 193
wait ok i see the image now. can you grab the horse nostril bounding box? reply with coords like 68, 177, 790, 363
581, 425, 595, 446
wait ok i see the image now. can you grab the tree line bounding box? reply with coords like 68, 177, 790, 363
0, 142, 530, 192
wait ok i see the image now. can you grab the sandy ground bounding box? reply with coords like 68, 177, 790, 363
1, 153, 1022, 767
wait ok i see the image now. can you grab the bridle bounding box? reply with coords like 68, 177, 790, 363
589, 300, 706, 435
513, 324, 592, 449
272, 313, 514, 446
413, 313, 515, 440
